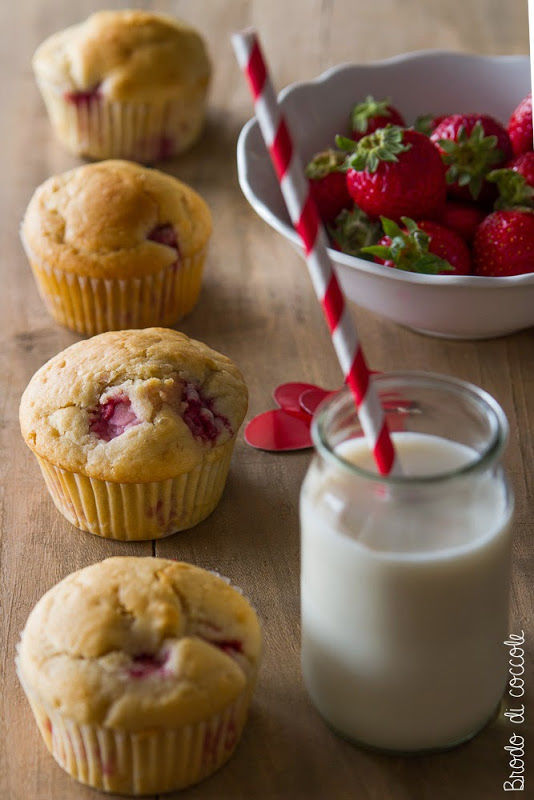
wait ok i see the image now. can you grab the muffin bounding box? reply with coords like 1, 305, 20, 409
17, 557, 262, 794
20, 160, 212, 335
32, 10, 211, 162
19, 328, 248, 540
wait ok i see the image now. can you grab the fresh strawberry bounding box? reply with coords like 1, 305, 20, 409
508, 151, 534, 185
486, 155, 534, 212
508, 94, 533, 157
350, 96, 405, 140
328, 207, 381, 257
430, 114, 512, 202
305, 149, 352, 223
337, 126, 446, 222
362, 217, 471, 275
473, 210, 534, 276
438, 202, 486, 242
413, 113, 448, 136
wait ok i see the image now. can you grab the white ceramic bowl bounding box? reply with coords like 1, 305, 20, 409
237, 51, 532, 339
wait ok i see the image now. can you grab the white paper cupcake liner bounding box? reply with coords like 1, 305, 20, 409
24, 246, 206, 335
17, 663, 253, 795
36, 79, 207, 162
35, 440, 235, 540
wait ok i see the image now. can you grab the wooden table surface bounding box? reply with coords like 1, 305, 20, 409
1, 1, 531, 798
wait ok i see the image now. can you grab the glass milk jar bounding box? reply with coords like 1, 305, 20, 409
300, 372, 513, 753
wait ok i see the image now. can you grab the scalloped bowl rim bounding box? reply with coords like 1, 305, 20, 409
237, 50, 534, 289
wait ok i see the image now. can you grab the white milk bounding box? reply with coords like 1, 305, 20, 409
300, 432, 512, 752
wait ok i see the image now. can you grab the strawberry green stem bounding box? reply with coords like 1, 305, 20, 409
336, 125, 411, 173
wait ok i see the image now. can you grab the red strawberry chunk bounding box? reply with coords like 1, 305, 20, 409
64, 84, 102, 106
147, 223, 180, 255
211, 639, 244, 655
127, 651, 169, 679
89, 395, 141, 441
181, 382, 232, 443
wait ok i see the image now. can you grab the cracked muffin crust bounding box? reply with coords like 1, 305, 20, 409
16, 557, 261, 793
33, 11, 211, 104
17, 557, 261, 729
21, 161, 212, 334
21, 160, 211, 280
20, 328, 247, 483
32, 10, 211, 161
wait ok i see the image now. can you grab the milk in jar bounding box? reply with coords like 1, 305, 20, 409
300, 375, 513, 752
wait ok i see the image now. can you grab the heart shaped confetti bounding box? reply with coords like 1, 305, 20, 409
245, 377, 410, 453
299, 387, 336, 416
244, 409, 313, 451
246, 382, 336, 451
273, 382, 323, 414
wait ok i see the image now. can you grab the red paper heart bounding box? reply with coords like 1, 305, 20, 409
244, 374, 413, 453
273, 383, 322, 414
299, 387, 336, 416
244, 409, 313, 451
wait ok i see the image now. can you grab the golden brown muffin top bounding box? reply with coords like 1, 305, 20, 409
32, 10, 211, 103
19, 329, 248, 483
17, 558, 262, 730
20, 160, 212, 279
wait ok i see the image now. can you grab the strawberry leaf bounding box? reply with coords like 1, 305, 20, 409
362, 245, 395, 259
380, 216, 403, 238
487, 168, 534, 210
337, 125, 411, 174
437, 121, 503, 200
351, 96, 392, 133
305, 149, 346, 179
336, 135, 359, 152
413, 114, 435, 136
328, 207, 382, 257
361, 216, 454, 274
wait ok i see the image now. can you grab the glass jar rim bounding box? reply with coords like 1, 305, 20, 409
312, 371, 509, 486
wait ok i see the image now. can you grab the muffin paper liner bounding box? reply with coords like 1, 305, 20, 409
17, 664, 254, 795
34, 440, 235, 540
23, 241, 206, 336
36, 79, 207, 162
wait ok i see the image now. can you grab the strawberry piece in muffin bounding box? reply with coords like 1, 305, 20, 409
89, 394, 141, 441
181, 382, 232, 443
128, 651, 170, 678
64, 83, 102, 106
147, 223, 180, 252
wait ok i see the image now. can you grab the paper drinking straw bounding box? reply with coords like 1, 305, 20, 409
530, 0, 534, 146
232, 29, 400, 476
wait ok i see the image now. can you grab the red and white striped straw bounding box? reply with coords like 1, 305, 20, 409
232, 29, 400, 476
